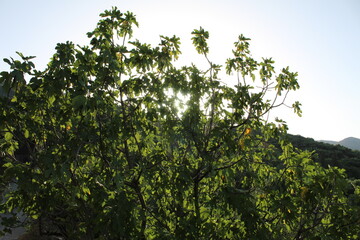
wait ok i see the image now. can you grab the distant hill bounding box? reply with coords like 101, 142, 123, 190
287, 135, 360, 179
320, 137, 360, 151
339, 137, 360, 151
320, 140, 338, 145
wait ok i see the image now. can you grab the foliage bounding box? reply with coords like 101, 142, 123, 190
1, 7, 360, 239
288, 134, 360, 179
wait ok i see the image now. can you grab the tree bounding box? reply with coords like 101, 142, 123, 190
1, 7, 359, 239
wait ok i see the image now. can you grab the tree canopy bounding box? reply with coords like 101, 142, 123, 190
1, 7, 359, 239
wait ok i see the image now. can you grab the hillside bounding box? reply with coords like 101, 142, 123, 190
339, 137, 360, 151
288, 135, 360, 179
320, 137, 360, 151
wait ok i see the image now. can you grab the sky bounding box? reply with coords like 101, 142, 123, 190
0, 0, 359, 141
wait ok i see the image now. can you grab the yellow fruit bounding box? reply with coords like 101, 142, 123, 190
221, 175, 226, 182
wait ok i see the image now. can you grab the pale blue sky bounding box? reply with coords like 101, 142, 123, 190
1, 0, 359, 141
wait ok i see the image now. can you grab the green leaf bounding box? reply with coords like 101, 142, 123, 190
24, 129, 29, 138
48, 95, 56, 105
4, 132, 13, 141
16, 51, 36, 60
3, 58, 11, 65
